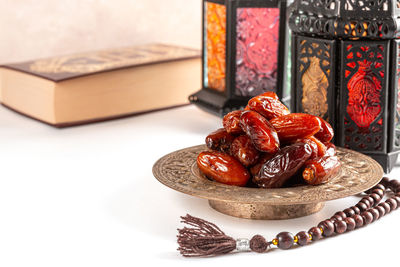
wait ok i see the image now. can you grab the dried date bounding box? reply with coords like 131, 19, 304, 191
309, 136, 327, 157
270, 113, 321, 142
254, 143, 312, 188
247, 92, 290, 120
205, 128, 235, 153
230, 135, 260, 167
325, 142, 337, 156
250, 153, 274, 177
302, 155, 341, 185
197, 151, 250, 186
240, 110, 280, 153
223, 110, 243, 135
314, 117, 334, 143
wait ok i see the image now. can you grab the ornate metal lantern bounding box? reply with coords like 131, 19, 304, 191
289, 0, 400, 172
190, 0, 289, 116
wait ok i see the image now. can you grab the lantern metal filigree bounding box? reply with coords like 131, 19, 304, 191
289, 0, 400, 172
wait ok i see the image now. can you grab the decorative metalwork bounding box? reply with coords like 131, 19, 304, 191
205, 1, 226, 92
289, 0, 399, 39
339, 41, 388, 152
153, 145, 383, 219
235, 7, 280, 97
295, 36, 335, 122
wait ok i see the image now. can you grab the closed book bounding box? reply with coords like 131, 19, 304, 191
0, 44, 200, 127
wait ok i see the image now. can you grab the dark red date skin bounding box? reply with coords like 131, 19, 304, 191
254, 143, 312, 188
250, 153, 274, 177
314, 117, 334, 143
303, 155, 341, 185
240, 110, 280, 153
270, 113, 321, 142
247, 92, 290, 120
223, 110, 244, 135
197, 151, 250, 186
205, 128, 235, 153
295, 138, 319, 160
230, 135, 260, 167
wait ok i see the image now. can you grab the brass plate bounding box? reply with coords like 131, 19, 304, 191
153, 145, 383, 219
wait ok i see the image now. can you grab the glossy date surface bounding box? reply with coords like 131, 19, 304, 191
303, 155, 341, 185
314, 117, 334, 143
247, 92, 290, 120
197, 151, 250, 186
254, 143, 312, 188
230, 135, 260, 167
205, 128, 235, 153
240, 110, 280, 153
270, 113, 322, 142
223, 110, 243, 135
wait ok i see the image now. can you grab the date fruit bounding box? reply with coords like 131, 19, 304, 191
247, 92, 290, 120
223, 110, 243, 135
309, 136, 327, 157
197, 151, 250, 186
314, 117, 334, 143
254, 143, 312, 188
270, 113, 321, 142
325, 143, 337, 156
230, 135, 260, 167
240, 110, 280, 153
250, 153, 274, 177
303, 155, 341, 185
205, 128, 235, 153
296, 138, 319, 159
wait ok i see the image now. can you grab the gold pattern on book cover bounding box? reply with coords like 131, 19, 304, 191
29, 44, 199, 74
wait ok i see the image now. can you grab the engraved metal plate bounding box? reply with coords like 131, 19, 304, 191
153, 145, 383, 219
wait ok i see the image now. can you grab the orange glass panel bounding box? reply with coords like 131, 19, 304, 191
205, 2, 226, 92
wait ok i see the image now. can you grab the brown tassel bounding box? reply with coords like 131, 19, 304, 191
177, 214, 237, 257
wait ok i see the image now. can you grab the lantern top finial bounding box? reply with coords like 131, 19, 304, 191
289, 0, 400, 39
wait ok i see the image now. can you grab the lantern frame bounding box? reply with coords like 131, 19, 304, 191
190, 0, 289, 116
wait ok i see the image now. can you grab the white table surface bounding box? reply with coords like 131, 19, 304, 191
0, 104, 399, 266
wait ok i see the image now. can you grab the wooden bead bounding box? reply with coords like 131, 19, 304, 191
354, 214, 364, 228
362, 211, 373, 225
334, 211, 346, 220
331, 215, 342, 222
334, 220, 347, 234
276, 232, 294, 250
296, 231, 310, 246
308, 227, 322, 241
351, 206, 361, 215
356, 202, 368, 212
373, 184, 386, 191
344, 217, 356, 231
370, 208, 380, 221
372, 188, 384, 198
370, 193, 381, 205
343, 208, 355, 217
379, 202, 391, 214
386, 198, 398, 211
318, 220, 334, 237
380, 177, 390, 187
375, 205, 386, 218
360, 198, 372, 208
389, 180, 400, 192
393, 196, 400, 206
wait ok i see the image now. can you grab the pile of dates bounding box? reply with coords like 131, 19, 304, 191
197, 91, 341, 188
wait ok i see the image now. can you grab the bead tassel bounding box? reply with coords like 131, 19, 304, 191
177, 177, 400, 257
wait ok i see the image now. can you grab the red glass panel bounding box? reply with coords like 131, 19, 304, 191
347, 59, 382, 129
235, 7, 280, 96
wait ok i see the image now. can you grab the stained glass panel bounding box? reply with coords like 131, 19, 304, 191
235, 7, 280, 97
204, 2, 226, 92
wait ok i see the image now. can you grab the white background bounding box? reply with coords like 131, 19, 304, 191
0, 105, 399, 266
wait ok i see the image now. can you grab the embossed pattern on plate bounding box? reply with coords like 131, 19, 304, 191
152, 145, 383, 205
